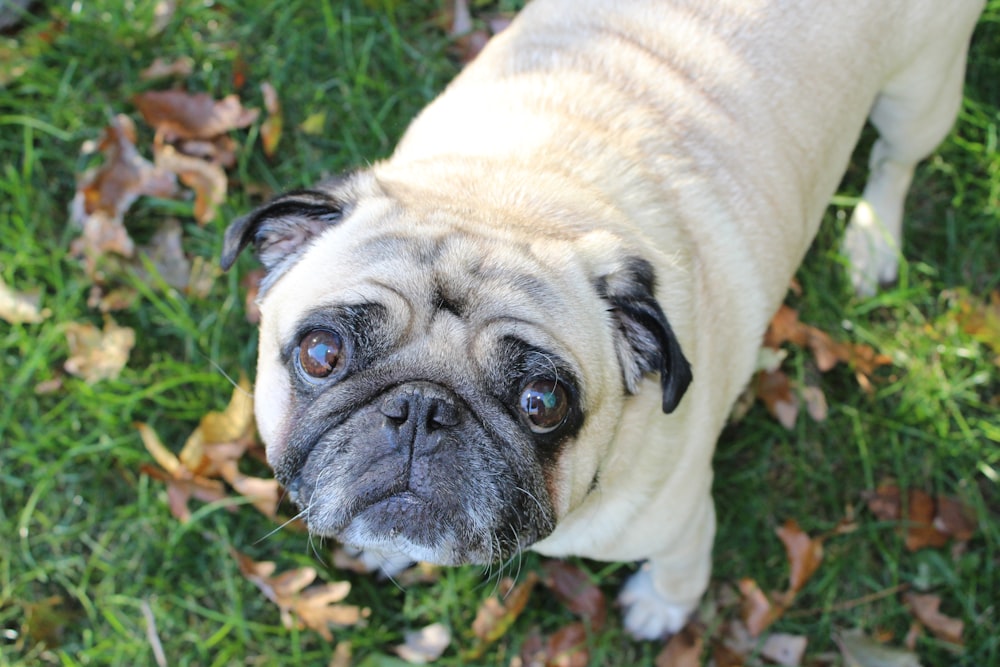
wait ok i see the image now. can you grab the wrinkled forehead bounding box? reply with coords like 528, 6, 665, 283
261, 201, 602, 362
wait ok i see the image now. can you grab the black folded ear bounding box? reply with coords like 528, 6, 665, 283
597, 257, 692, 414
220, 187, 349, 274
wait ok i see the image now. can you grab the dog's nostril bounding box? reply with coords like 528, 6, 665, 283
380, 396, 410, 423
429, 401, 460, 429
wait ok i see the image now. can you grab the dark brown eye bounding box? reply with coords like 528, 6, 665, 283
519, 379, 570, 434
298, 329, 344, 379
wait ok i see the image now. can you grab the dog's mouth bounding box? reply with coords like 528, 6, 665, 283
281, 381, 557, 565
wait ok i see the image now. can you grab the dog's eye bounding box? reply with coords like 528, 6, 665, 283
298, 329, 344, 379
519, 379, 570, 434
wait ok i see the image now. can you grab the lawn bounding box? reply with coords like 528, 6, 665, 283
1, 1, 997, 665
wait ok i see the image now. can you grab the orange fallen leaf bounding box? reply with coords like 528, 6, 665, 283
133, 90, 260, 141
259, 82, 282, 159
775, 519, 823, 596
232, 549, 366, 641
904, 593, 964, 645
63, 317, 135, 384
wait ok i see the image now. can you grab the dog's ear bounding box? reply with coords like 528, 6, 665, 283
220, 186, 349, 273
598, 257, 692, 414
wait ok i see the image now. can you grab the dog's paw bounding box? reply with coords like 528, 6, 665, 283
842, 200, 900, 297
618, 566, 696, 640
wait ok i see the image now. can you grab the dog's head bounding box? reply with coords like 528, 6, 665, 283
221, 170, 691, 565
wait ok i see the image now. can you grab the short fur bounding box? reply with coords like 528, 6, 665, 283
223, 0, 983, 638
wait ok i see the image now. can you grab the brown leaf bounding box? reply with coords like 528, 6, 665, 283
0, 276, 50, 324
863, 483, 902, 521
153, 143, 227, 224
904, 593, 964, 645
232, 549, 365, 641
139, 462, 230, 522
934, 496, 977, 541
72, 114, 179, 222
760, 633, 807, 667
864, 484, 977, 551
465, 573, 538, 660
70, 114, 179, 272
655, 623, 704, 667
259, 82, 283, 159
138, 219, 191, 290
541, 560, 607, 629
834, 630, 922, 667
738, 578, 781, 637
63, 317, 135, 383
775, 520, 823, 595
140, 56, 195, 80
544, 622, 589, 667
903, 490, 949, 551
764, 304, 808, 349
133, 90, 260, 140
394, 622, 452, 664
755, 369, 799, 429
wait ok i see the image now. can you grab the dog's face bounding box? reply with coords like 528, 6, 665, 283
222, 172, 691, 566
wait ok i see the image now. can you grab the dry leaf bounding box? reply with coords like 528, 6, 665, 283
655, 623, 704, 667
140, 56, 195, 80
863, 484, 975, 551
760, 633, 807, 667
70, 114, 179, 272
63, 317, 135, 383
232, 549, 366, 641
260, 82, 283, 159
738, 578, 781, 637
775, 520, 823, 595
138, 219, 191, 290
520, 623, 588, 667
541, 561, 606, 629
834, 629, 922, 667
466, 573, 538, 659
0, 276, 50, 324
904, 593, 964, 645
394, 623, 452, 664
756, 369, 799, 429
136, 423, 232, 522
153, 143, 227, 224
133, 90, 259, 140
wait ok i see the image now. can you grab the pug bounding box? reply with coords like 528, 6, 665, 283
221, 0, 984, 639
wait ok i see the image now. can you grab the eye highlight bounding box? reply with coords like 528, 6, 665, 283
297, 329, 345, 380
519, 379, 570, 434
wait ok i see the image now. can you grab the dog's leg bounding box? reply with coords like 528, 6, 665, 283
618, 496, 715, 639
843, 25, 977, 296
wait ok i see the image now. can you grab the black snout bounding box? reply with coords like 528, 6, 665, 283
379, 383, 462, 453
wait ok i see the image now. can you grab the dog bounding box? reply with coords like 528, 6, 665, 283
221, 0, 984, 639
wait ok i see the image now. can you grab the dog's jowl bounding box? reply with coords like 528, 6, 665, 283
222, 0, 984, 638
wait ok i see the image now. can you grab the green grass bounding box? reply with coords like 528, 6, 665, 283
1, 1, 997, 665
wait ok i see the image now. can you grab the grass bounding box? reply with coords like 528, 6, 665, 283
1, 1, 997, 665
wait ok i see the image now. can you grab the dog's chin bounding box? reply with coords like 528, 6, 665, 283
302, 490, 517, 566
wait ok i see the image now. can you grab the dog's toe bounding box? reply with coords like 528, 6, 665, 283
843, 200, 900, 297
618, 566, 696, 640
